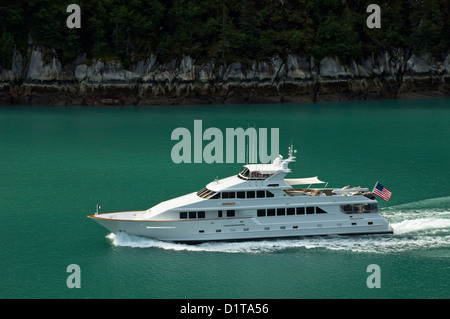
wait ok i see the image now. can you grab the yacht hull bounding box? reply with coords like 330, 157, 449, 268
88, 211, 393, 244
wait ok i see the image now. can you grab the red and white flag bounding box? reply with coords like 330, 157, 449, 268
372, 182, 392, 201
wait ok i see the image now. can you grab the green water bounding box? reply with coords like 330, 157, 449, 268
1, 99, 449, 299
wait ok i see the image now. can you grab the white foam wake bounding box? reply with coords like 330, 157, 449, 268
392, 217, 450, 235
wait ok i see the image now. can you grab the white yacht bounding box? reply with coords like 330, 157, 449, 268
88, 147, 393, 243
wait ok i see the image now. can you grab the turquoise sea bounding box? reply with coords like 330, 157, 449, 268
0, 98, 449, 299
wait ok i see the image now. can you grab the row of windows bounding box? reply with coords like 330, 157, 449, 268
180, 206, 329, 220
220, 190, 274, 199
340, 203, 378, 214
180, 210, 235, 219
257, 206, 328, 217
197, 189, 275, 200
180, 211, 206, 219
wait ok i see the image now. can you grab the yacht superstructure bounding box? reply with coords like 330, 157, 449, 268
88, 147, 393, 243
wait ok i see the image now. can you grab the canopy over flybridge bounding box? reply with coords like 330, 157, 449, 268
284, 177, 327, 185
243, 144, 297, 172
236, 145, 327, 187
237, 145, 298, 181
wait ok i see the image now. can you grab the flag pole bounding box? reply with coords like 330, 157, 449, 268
372, 181, 379, 193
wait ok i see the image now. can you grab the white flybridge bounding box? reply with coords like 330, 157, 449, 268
88, 146, 393, 243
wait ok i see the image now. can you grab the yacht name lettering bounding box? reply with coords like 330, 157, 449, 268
171, 120, 279, 164
180, 303, 214, 316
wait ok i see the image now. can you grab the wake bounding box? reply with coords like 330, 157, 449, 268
107, 196, 450, 254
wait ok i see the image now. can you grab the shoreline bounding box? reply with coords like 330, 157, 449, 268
1, 77, 447, 107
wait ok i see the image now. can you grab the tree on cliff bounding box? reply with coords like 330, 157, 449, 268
0, 0, 448, 69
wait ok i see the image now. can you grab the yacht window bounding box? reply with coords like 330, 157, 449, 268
204, 190, 214, 199
257, 209, 265, 217
197, 187, 218, 199
218, 210, 223, 218
198, 211, 205, 218
257, 190, 265, 198
226, 210, 235, 217
306, 207, 315, 214
296, 207, 305, 215
316, 207, 327, 214
238, 167, 250, 179
180, 212, 188, 219
211, 193, 220, 199
189, 212, 196, 219
266, 191, 274, 198
267, 208, 275, 216
247, 191, 255, 198
249, 171, 274, 180
342, 205, 353, 214
287, 208, 295, 215
250, 171, 261, 179
340, 203, 378, 214
277, 208, 286, 216
237, 191, 245, 199
202, 190, 210, 197
353, 204, 363, 213
222, 192, 235, 199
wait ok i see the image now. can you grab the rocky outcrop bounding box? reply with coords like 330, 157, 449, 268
0, 46, 448, 105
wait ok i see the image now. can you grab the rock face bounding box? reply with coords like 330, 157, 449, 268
0, 46, 448, 106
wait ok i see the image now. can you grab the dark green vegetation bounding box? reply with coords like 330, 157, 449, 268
0, 0, 449, 69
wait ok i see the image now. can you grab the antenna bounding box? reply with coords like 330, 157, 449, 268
287, 141, 297, 162
246, 123, 249, 165
253, 122, 256, 165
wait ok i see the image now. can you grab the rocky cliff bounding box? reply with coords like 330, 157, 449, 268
0, 46, 448, 106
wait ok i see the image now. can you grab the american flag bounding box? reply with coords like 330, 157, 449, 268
372, 182, 392, 201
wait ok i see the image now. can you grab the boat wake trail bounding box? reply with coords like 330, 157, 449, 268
107, 196, 450, 254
